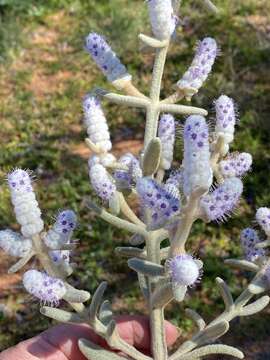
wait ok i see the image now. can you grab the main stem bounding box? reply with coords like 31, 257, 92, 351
144, 44, 169, 360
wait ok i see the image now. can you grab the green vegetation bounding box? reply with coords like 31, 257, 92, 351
0, 0, 270, 355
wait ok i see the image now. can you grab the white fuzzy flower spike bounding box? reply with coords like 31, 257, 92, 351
219, 152, 252, 178
0, 229, 32, 257
89, 164, 116, 201
200, 177, 243, 222
23, 270, 66, 306
177, 37, 218, 99
85, 32, 131, 83
44, 210, 77, 250
256, 207, 270, 237
7, 169, 44, 238
183, 115, 213, 196
147, 0, 177, 40
83, 95, 112, 153
158, 114, 175, 170
215, 95, 237, 148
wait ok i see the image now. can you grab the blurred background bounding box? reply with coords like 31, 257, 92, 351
0, 0, 270, 358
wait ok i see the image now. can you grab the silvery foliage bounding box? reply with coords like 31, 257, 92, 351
1, 1, 269, 359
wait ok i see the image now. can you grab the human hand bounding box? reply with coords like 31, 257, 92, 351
0, 315, 179, 360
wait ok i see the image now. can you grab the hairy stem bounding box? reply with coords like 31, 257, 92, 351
144, 45, 169, 149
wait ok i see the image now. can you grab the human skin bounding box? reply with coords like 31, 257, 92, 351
0, 315, 179, 360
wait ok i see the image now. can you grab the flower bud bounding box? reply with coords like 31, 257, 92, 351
7, 169, 44, 237
177, 38, 217, 97
200, 177, 243, 222
0, 229, 32, 257
83, 95, 112, 152
240, 228, 265, 262
147, 0, 177, 40
256, 207, 270, 237
219, 152, 252, 178
85, 32, 131, 83
44, 210, 77, 250
89, 164, 116, 201
183, 115, 213, 196
158, 114, 175, 170
215, 95, 236, 144
136, 177, 180, 225
168, 254, 200, 286
23, 270, 66, 305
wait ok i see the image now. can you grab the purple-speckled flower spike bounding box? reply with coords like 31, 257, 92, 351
7, 169, 44, 238
137, 177, 180, 227
215, 95, 237, 146
23, 270, 66, 306
177, 38, 218, 99
158, 114, 175, 170
44, 210, 77, 250
240, 228, 265, 262
85, 33, 131, 83
200, 177, 243, 222
219, 152, 252, 178
89, 164, 116, 202
183, 115, 213, 197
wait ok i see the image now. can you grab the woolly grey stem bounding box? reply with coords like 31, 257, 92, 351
144, 45, 169, 149
142, 43, 170, 360
146, 232, 168, 360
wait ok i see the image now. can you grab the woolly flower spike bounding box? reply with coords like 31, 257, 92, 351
177, 38, 217, 98
44, 210, 77, 250
136, 177, 180, 225
219, 152, 252, 178
83, 95, 112, 152
85, 32, 131, 83
256, 207, 270, 237
89, 164, 116, 201
215, 95, 236, 145
7, 169, 44, 238
200, 177, 243, 222
240, 228, 265, 262
0, 230, 32, 257
147, 0, 177, 40
114, 153, 142, 189
168, 254, 200, 286
158, 114, 175, 170
183, 115, 213, 196
23, 270, 66, 305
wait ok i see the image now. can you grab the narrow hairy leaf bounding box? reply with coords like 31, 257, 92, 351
128, 257, 165, 277
78, 339, 126, 360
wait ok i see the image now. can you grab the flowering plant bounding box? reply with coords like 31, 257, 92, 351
1, 1, 270, 359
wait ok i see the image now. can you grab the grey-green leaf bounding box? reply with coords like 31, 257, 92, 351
143, 138, 161, 176
128, 257, 165, 277
78, 338, 126, 360
40, 307, 84, 323
241, 296, 270, 317
177, 344, 244, 359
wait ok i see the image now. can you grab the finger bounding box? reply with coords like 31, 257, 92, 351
0, 316, 179, 360
116, 315, 179, 350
